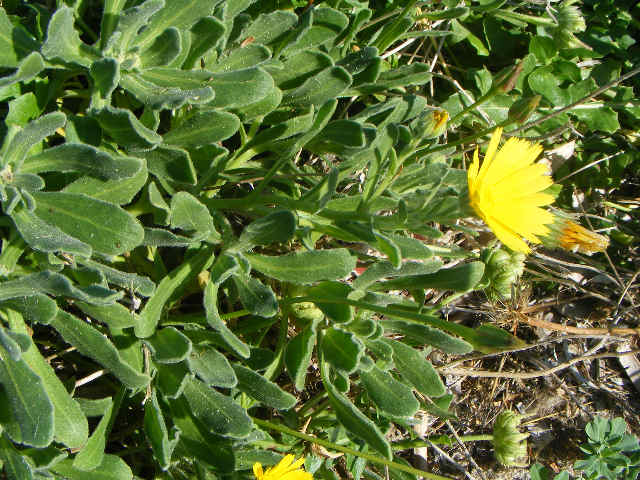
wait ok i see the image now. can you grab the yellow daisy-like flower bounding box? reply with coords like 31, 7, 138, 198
253, 455, 312, 480
467, 127, 555, 254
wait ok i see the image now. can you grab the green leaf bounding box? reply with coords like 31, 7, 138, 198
232, 364, 297, 410
361, 366, 419, 418
320, 327, 363, 374
144, 390, 179, 470
353, 260, 443, 291
385, 339, 445, 398
75, 301, 137, 331
321, 360, 391, 459
164, 109, 239, 147
246, 248, 356, 284
32, 192, 144, 256
0, 435, 34, 479
347, 64, 433, 95
140, 27, 181, 67
108, 0, 164, 55
243, 10, 298, 45
5, 309, 88, 449
170, 191, 215, 238
41, 7, 94, 67
182, 377, 253, 439
1, 112, 66, 170
78, 258, 155, 297
371, 262, 485, 292
529, 36, 557, 64
0, 295, 57, 325
72, 399, 114, 471
23, 144, 142, 180
5, 92, 40, 127
143, 146, 197, 185
212, 43, 271, 72
208, 67, 275, 109
156, 362, 190, 399
381, 319, 473, 355
52, 455, 133, 480
232, 274, 278, 318
0, 344, 54, 447
183, 16, 226, 70
0, 7, 39, 68
10, 206, 92, 257
0, 271, 121, 305
285, 324, 316, 391
90, 57, 120, 102
271, 50, 334, 89
307, 281, 353, 323
91, 106, 162, 151
136, 246, 215, 338
133, 0, 222, 50
203, 281, 250, 358
62, 163, 148, 205
145, 327, 192, 364
120, 72, 214, 110
188, 345, 237, 388
571, 106, 620, 133
50, 311, 149, 389
283, 66, 351, 107
0, 52, 44, 88
234, 210, 296, 251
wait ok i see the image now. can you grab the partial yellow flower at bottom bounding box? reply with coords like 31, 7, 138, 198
467, 127, 555, 254
253, 454, 313, 480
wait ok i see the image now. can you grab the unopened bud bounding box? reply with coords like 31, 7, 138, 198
480, 248, 525, 301
493, 61, 524, 94
410, 108, 448, 140
493, 411, 529, 467
543, 214, 609, 255
508, 95, 541, 124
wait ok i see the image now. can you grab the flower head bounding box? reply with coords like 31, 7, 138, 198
467, 127, 555, 254
253, 455, 312, 480
492, 411, 529, 467
543, 215, 609, 254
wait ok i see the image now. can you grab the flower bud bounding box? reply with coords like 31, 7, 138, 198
542, 214, 609, 255
492, 411, 529, 467
410, 108, 448, 140
553, 0, 586, 48
493, 62, 524, 94
508, 95, 541, 124
480, 248, 525, 301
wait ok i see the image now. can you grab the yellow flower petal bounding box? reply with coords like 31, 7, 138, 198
254, 455, 312, 480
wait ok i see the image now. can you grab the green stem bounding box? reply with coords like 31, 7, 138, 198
492, 10, 556, 27
392, 434, 493, 450
252, 418, 454, 480
297, 391, 329, 417
375, 0, 419, 52
263, 306, 290, 381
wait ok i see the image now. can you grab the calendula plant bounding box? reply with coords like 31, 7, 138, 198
0, 0, 630, 479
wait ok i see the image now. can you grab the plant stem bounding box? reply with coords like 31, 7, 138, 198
252, 417, 455, 480
492, 10, 555, 27
392, 434, 494, 450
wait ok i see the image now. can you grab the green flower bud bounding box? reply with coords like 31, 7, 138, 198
410, 108, 448, 140
480, 248, 525, 301
492, 411, 529, 467
552, 0, 586, 48
508, 96, 541, 124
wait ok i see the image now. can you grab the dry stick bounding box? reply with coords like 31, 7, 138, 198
445, 419, 488, 480
509, 65, 640, 135
439, 349, 640, 379
518, 313, 640, 336
615, 269, 640, 316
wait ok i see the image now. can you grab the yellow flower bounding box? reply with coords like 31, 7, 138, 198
545, 216, 609, 254
253, 454, 313, 480
467, 127, 555, 254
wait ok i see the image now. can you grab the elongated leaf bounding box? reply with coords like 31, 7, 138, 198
204, 281, 250, 358
136, 246, 215, 338
212, 43, 271, 72
0, 8, 39, 67
0, 295, 58, 325
385, 339, 445, 398
307, 281, 353, 323
321, 327, 363, 374
140, 27, 181, 67
156, 361, 190, 399
170, 192, 215, 237
10, 206, 92, 257
234, 210, 296, 251
72, 399, 113, 471
183, 16, 226, 69
189, 345, 236, 388
0, 52, 44, 88
144, 146, 197, 185
23, 144, 142, 180
182, 377, 253, 439
133, 0, 222, 50
232, 274, 278, 318
353, 260, 442, 291
6, 310, 88, 449
52, 455, 133, 480
90, 57, 120, 100
321, 361, 391, 459
2, 112, 66, 170
145, 327, 192, 364
41, 7, 94, 67
144, 389, 179, 470
247, 248, 356, 284
50, 311, 149, 389
32, 192, 144, 256
285, 324, 316, 391
208, 67, 274, 109
163, 110, 239, 147
283, 66, 351, 107
0, 435, 34, 479
361, 366, 419, 418
381, 319, 472, 355
91, 106, 161, 151
78, 258, 155, 297
62, 164, 148, 205
75, 301, 138, 331
0, 345, 54, 447
109, 0, 164, 55
347, 63, 433, 95
120, 72, 214, 110
0, 271, 121, 305
371, 262, 485, 292
232, 364, 296, 410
